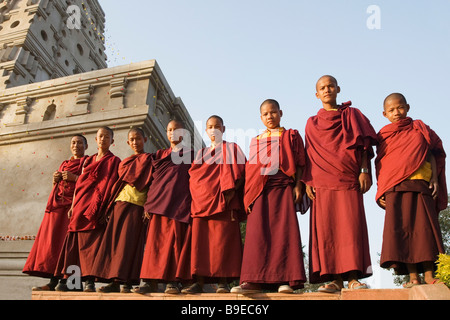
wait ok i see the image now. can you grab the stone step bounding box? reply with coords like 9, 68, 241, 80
31, 284, 450, 301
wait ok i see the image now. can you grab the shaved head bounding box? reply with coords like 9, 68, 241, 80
128, 127, 146, 138
316, 75, 338, 90
260, 99, 280, 112
384, 93, 408, 108
207, 115, 224, 126
168, 119, 185, 129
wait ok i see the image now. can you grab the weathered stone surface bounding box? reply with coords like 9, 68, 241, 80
0, 2, 203, 302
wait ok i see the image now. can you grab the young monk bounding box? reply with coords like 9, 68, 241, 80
181, 115, 246, 294
90, 127, 152, 293
375, 93, 447, 287
134, 120, 194, 294
231, 100, 307, 294
303, 76, 378, 293
54, 127, 121, 292
23, 135, 88, 291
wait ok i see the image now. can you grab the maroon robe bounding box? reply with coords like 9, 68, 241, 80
90, 153, 152, 284
376, 118, 447, 274
375, 118, 447, 211
240, 129, 307, 289
54, 151, 121, 279
23, 156, 87, 278
186, 141, 246, 282
304, 103, 378, 283
139, 148, 193, 282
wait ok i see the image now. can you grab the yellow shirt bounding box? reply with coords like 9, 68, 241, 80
115, 184, 148, 207
257, 127, 285, 140
408, 161, 432, 182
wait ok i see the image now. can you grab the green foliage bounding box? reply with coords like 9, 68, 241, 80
435, 253, 450, 288
438, 197, 450, 253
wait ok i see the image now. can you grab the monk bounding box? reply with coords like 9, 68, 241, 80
231, 100, 307, 294
181, 115, 246, 294
134, 120, 194, 295
54, 127, 121, 292
23, 135, 88, 291
303, 76, 378, 293
376, 93, 447, 287
91, 127, 152, 293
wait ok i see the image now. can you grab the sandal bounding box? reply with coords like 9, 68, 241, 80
84, 280, 96, 292
216, 283, 230, 294
181, 282, 204, 294
428, 279, 444, 285
230, 282, 262, 294
165, 282, 180, 294
133, 281, 158, 294
97, 282, 120, 293
318, 281, 343, 293
403, 279, 421, 288
348, 280, 368, 290
121, 284, 133, 293
32, 278, 58, 292
32, 284, 55, 292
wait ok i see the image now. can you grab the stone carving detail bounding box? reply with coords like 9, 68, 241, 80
5, 96, 33, 126
108, 77, 128, 109
69, 84, 94, 116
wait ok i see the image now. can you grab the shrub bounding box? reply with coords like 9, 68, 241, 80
435, 254, 450, 288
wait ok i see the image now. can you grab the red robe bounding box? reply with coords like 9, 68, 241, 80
244, 128, 309, 213
375, 117, 447, 211
55, 151, 121, 278
90, 153, 152, 284
304, 103, 378, 283
190, 142, 246, 220
140, 148, 194, 282
240, 129, 307, 288
376, 118, 447, 274
68, 151, 121, 232
186, 141, 246, 281
144, 148, 193, 224
23, 156, 87, 278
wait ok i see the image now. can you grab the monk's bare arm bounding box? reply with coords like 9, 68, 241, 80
359, 150, 372, 194
428, 152, 439, 199
293, 166, 304, 204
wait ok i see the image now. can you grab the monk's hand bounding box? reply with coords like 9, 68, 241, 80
61, 171, 78, 182
429, 178, 439, 200
293, 184, 304, 204
67, 207, 73, 219
53, 171, 62, 185
378, 196, 386, 209
144, 211, 152, 220
359, 173, 372, 194
306, 185, 316, 201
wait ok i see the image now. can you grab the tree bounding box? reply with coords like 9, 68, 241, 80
438, 194, 450, 253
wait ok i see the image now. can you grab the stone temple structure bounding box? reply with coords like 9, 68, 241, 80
0, 0, 203, 300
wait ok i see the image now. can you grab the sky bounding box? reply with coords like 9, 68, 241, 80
99, 0, 450, 289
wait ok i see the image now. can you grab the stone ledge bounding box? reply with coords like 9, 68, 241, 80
31, 285, 450, 301
31, 291, 340, 301
409, 283, 450, 300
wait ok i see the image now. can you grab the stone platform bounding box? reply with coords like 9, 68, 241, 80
31, 284, 450, 301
